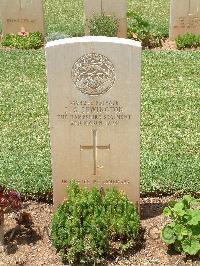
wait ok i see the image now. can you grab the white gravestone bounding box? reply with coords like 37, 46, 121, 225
45, 37, 141, 209
0, 0, 45, 35
170, 0, 200, 39
84, 0, 127, 38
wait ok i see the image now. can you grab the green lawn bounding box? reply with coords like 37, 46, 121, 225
0, 50, 199, 196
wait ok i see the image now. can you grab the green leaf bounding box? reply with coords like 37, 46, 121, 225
181, 239, 200, 255
191, 226, 200, 237
168, 200, 177, 208
187, 210, 200, 226
162, 225, 176, 244
174, 224, 188, 240
174, 202, 186, 216
163, 207, 172, 217
183, 195, 193, 204
190, 198, 200, 207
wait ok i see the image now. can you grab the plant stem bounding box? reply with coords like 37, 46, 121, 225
0, 210, 4, 247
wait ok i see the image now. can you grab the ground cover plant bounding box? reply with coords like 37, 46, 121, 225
127, 11, 162, 48
0, 50, 199, 197
51, 182, 140, 264
1, 32, 43, 50
89, 14, 119, 37
0, 185, 22, 246
176, 33, 200, 50
162, 195, 200, 256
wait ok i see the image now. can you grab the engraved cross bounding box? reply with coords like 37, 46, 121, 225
19, 0, 31, 9
19, 0, 22, 9
100, 0, 103, 14
80, 129, 110, 175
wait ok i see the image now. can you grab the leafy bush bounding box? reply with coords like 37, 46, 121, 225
176, 33, 200, 49
127, 11, 163, 48
162, 195, 200, 256
51, 181, 140, 264
0, 185, 22, 211
46, 32, 70, 42
0, 185, 22, 246
1, 31, 43, 49
89, 13, 119, 37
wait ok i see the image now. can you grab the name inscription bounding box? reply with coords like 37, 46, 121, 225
174, 15, 200, 28
57, 100, 132, 126
7, 18, 35, 23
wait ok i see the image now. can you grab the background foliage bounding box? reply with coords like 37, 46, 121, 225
43, 0, 170, 38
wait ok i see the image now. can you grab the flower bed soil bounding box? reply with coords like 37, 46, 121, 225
0, 196, 199, 265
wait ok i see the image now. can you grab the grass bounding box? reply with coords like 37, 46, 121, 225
0, 50, 199, 196
0, 50, 51, 195
141, 51, 200, 194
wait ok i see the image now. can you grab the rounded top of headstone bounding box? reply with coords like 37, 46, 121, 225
45, 36, 141, 48
71, 53, 116, 96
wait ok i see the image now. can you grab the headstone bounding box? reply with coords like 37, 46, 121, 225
45, 36, 141, 209
0, 0, 45, 35
84, 0, 127, 38
169, 0, 200, 39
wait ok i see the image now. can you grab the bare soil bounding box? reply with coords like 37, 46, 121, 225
0, 196, 199, 266
152, 38, 200, 51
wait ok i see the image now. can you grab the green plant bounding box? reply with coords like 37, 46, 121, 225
46, 32, 70, 42
0, 185, 22, 246
176, 33, 200, 49
127, 11, 163, 48
1, 32, 43, 49
51, 181, 140, 264
89, 13, 119, 37
162, 195, 200, 256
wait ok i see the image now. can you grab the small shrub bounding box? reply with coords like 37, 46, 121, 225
127, 11, 162, 48
46, 32, 70, 42
162, 195, 200, 256
0, 185, 22, 246
1, 31, 43, 49
176, 33, 200, 49
89, 13, 119, 37
51, 181, 140, 264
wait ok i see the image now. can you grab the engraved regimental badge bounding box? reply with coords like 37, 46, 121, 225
72, 53, 116, 96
